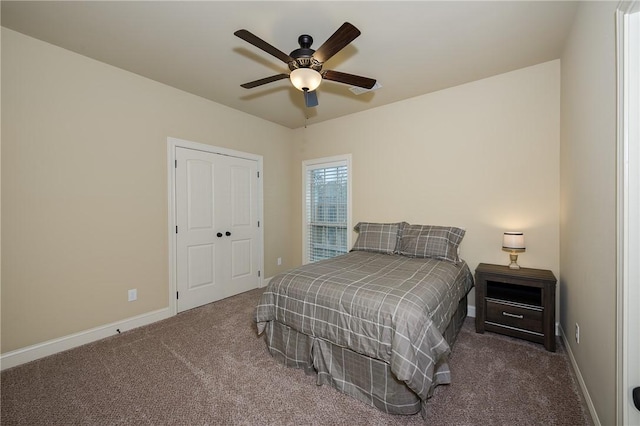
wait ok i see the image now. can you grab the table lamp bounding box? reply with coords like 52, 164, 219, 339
502, 232, 525, 269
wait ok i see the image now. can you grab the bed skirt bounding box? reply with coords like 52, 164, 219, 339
262, 295, 468, 418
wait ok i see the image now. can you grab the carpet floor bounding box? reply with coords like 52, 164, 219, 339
1, 288, 592, 425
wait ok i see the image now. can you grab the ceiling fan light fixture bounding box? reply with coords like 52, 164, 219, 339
290, 68, 322, 92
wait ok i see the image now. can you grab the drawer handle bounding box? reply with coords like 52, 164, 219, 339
502, 312, 524, 319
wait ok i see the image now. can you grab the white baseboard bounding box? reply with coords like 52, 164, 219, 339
559, 325, 601, 426
467, 304, 476, 317
0, 308, 171, 371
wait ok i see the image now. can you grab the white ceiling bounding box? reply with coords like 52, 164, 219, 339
1, 1, 579, 129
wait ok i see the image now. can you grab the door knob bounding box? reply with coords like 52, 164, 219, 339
225, 231, 231, 236
217, 232, 223, 238
633, 387, 640, 411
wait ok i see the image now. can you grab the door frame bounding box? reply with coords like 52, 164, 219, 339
616, 1, 640, 424
167, 137, 264, 316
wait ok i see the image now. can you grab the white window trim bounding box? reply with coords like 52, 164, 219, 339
302, 154, 352, 264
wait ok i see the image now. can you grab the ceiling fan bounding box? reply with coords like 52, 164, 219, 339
234, 22, 377, 108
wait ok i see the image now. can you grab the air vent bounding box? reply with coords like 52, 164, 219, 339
349, 81, 382, 95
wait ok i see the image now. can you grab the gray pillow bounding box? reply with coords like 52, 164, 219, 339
352, 222, 406, 254
398, 225, 465, 263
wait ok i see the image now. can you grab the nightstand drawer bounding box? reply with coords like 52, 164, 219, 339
486, 299, 543, 333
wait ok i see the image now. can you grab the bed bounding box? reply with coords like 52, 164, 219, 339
255, 222, 474, 419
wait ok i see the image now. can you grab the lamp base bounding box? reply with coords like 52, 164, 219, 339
508, 253, 520, 269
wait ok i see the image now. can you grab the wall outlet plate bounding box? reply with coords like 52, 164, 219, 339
128, 289, 137, 302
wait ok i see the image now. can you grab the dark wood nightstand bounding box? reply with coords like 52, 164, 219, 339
475, 263, 557, 352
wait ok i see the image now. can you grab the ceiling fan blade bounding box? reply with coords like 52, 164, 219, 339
313, 22, 361, 63
234, 29, 294, 64
322, 70, 376, 89
304, 90, 318, 108
240, 74, 289, 89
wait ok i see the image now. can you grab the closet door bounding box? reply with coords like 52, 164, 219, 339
175, 147, 258, 312
216, 154, 259, 299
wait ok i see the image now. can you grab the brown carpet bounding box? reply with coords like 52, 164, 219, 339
1, 288, 591, 425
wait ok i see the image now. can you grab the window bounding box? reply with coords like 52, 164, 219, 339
303, 155, 352, 263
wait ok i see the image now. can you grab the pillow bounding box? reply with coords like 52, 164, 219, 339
351, 222, 406, 254
398, 224, 466, 263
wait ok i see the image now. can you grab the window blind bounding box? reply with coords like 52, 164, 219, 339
304, 161, 349, 263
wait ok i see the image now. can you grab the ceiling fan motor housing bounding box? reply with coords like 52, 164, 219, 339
288, 35, 322, 71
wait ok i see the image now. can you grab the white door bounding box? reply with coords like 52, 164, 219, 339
617, 3, 640, 423
626, 7, 640, 423
175, 147, 259, 312
222, 155, 260, 296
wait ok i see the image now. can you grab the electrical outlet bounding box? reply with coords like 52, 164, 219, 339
575, 323, 580, 344
128, 289, 137, 302
277, 257, 282, 266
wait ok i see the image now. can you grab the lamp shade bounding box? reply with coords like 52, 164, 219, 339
290, 68, 322, 92
502, 232, 525, 251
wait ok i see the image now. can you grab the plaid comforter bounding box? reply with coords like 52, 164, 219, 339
255, 251, 474, 400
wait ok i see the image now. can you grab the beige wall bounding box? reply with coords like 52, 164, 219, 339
1, 28, 295, 353
560, 2, 618, 425
291, 61, 561, 311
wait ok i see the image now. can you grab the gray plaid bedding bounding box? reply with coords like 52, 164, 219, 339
256, 251, 474, 402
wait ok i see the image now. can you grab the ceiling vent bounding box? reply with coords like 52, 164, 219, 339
349, 81, 382, 95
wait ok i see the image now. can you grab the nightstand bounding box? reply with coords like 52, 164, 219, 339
475, 263, 557, 352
